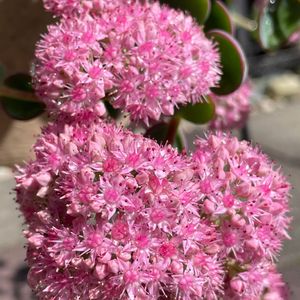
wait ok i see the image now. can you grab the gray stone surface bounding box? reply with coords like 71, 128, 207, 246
0, 173, 24, 249
249, 102, 300, 300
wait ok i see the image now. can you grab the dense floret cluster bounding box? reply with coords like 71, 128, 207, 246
191, 133, 290, 299
16, 119, 290, 299
15, 0, 291, 299
42, 0, 122, 17
209, 82, 251, 130
16, 119, 223, 299
34, 0, 220, 123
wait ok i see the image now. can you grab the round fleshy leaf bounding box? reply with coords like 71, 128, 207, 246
277, 0, 300, 39
177, 96, 215, 124
258, 1, 284, 50
258, 0, 300, 50
205, 0, 234, 34
0, 73, 44, 120
160, 0, 211, 24
208, 30, 247, 95
104, 101, 120, 119
144, 122, 169, 144
145, 122, 186, 151
174, 132, 186, 152
4, 73, 33, 92
1, 98, 45, 120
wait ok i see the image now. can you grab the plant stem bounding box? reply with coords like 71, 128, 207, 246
0, 86, 40, 103
230, 11, 257, 32
166, 116, 181, 145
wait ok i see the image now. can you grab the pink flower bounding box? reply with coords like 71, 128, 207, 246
42, 0, 121, 17
18, 126, 291, 299
192, 133, 291, 263
17, 126, 291, 299
209, 81, 251, 130
16, 120, 225, 299
34, 1, 221, 123
34, 14, 113, 115
225, 262, 288, 299
16, 125, 290, 300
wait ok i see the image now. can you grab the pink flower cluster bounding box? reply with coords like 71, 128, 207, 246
43, 0, 121, 17
193, 134, 290, 299
42, 0, 88, 16
18, 1, 291, 299
16, 118, 290, 299
34, 0, 220, 123
209, 82, 251, 130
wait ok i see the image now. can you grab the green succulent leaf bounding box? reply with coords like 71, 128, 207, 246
1, 98, 45, 120
208, 30, 247, 95
174, 132, 185, 152
144, 122, 169, 144
0, 73, 44, 120
4, 73, 33, 92
258, 0, 300, 50
277, 0, 300, 38
160, 0, 211, 24
177, 96, 215, 124
205, 0, 234, 34
104, 101, 120, 119
145, 122, 186, 151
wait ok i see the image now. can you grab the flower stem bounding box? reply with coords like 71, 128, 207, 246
230, 11, 257, 32
0, 86, 40, 103
166, 116, 181, 145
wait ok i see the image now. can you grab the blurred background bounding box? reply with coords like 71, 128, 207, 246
0, 0, 299, 299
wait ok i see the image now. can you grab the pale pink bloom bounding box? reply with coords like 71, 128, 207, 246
192, 133, 291, 264
16, 120, 225, 299
17, 128, 291, 299
34, 1, 221, 123
225, 262, 288, 300
43, 0, 121, 17
209, 81, 251, 130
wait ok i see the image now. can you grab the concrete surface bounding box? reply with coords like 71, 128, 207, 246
249, 102, 300, 300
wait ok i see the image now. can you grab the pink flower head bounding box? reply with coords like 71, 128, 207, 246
34, 1, 221, 123
191, 133, 290, 298
209, 81, 251, 130
226, 262, 288, 299
16, 120, 225, 299
16, 120, 291, 299
42, 0, 121, 17
34, 14, 113, 115
192, 133, 291, 261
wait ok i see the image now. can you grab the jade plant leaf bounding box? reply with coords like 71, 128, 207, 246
4, 73, 34, 92
1, 98, 45, 120
0, 73, 45, 120
258, 0, 300, 50
177, 96, 215, 124
174, 131, 186, 152
144, 122, 169, 144
104, 101, 120, 119
160, 0, 211, 24
205, 0, 234, 34
144, 122, 186, 151
207, 30, 247, 95
277, 0, 300, 39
